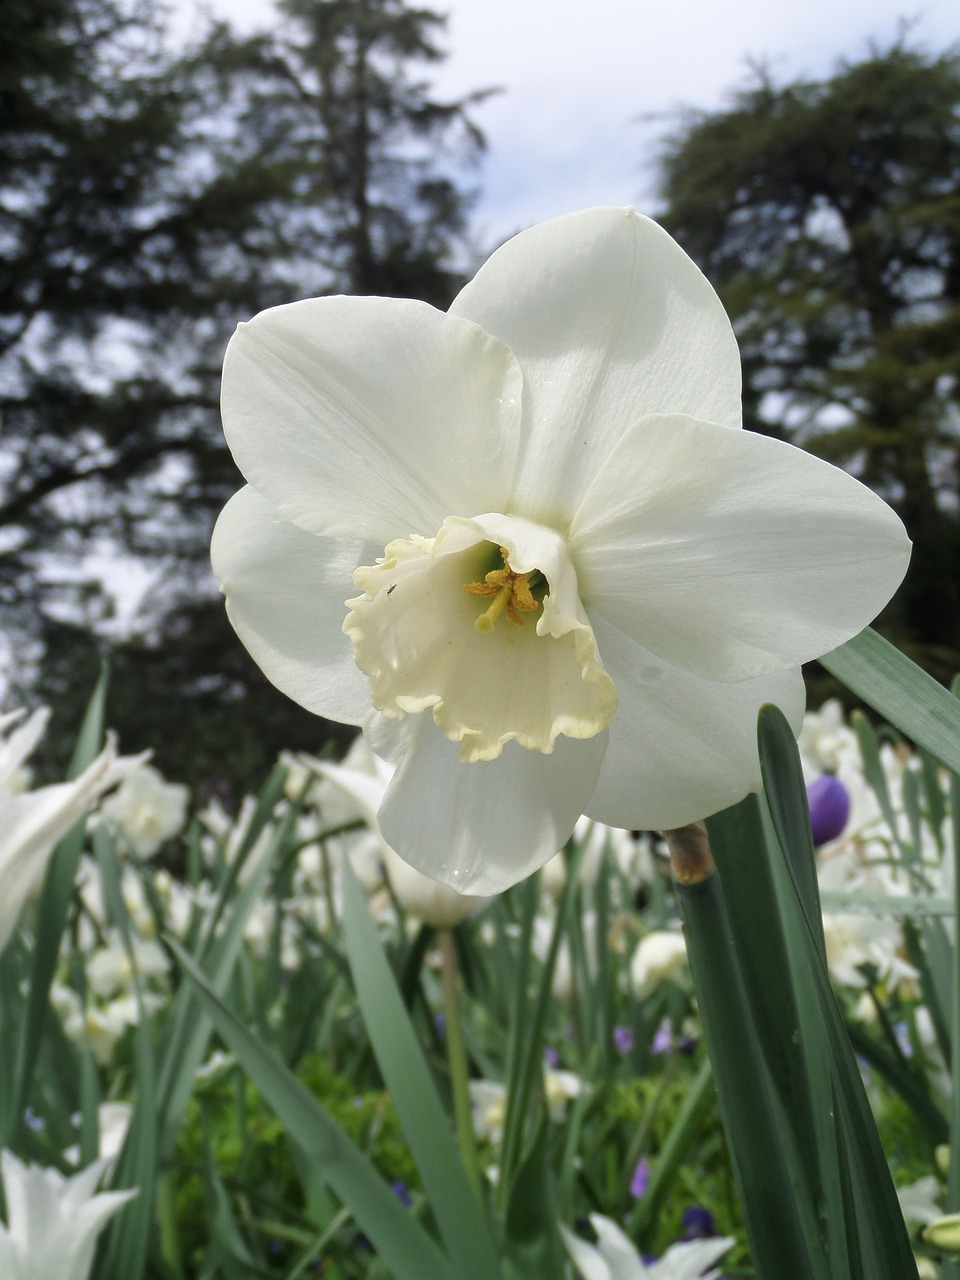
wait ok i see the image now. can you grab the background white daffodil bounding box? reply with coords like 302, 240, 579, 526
560, 1213, 735, 1280
99, 763, 189, 859
0, 1150, 136, 1280
213, 205, 910, 894
0, 709, 148, 954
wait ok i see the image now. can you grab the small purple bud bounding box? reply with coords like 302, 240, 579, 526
630, 1157, 651, 1199
543, 1044, 559, 1068
391, 1179, 412, 1207
613, 1025, 634, 1055
23, 1106, 45, 1132
682, 1205, 716, 1238
434, 1011, 446, 1037
806, 773, 851, 846
651, 1021, 673, 1055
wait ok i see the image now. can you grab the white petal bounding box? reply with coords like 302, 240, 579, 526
652, 1237, 736, 1280
211, 486, 373, 724
382, 846, 486, 927
586, 615, 806, 830
221, 296, 522, 542
0, 708, 49, 792
572, 415, 911, 682
0, 740, 148, 955
559, 1224, 614, 1280
589, 1214, 648, 1280
376, 714, 607, 894
311, 762, 388, 822
450, 207, 742, 523
0, 1234, 16, 1274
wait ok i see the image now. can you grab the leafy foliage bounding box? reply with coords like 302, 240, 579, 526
658, 40, 960, 674
2, 0, 488, 785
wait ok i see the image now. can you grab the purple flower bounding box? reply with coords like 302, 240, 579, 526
391, 1179, 412, 1207
806, 773, 851, 846
613, 1025, 634, 1055
651, 1021, 673, 1055
23, 1107, 45, 1132
544, 1044, 559, 1068
681, 1204, 716, 1238
630, 1157, 651, 1199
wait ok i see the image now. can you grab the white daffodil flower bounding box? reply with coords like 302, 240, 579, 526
469, 1069, 586, 1145
64, 1101, 134, 1168
99, 763, 189, 859
0, 1150, 136, 1280
0, 710, 148, 954
561, 1213, 734, 1280
213, 205, 910, 894
897, 1175, 943, 1227
630, 930, 689, 1000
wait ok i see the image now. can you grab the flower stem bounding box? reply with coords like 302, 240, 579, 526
439, 927, 482, 1200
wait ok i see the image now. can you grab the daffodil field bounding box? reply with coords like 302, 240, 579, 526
1, 654, 960, 1279
6, 204, 960, 1280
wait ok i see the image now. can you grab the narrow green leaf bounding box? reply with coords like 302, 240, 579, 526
845, 1022, 946, 1145
819, 891, 953, 918
851, 711, 910, 862
10, 668, 110, 1142
946, 677, 960, 1232
98, 1010, 158, 1280
920, 749, 947, 843
710, 782, 918, 1278
704, 802, 837, 1280
497, 875, 537, 1210
340, 865, 503, 1280
78, 1044, 102, 1168
499, 844, 582, 1211
821, 627, 960, 773
503, 1111, 564, 1280
155, 815, 284, 1155
675, 862, 822, 1280
92, 825, 158, 1280
806, 926, 920, 1277
66, 661, 110, 779
169, 940, 457, 1280
758, 702, 826, 958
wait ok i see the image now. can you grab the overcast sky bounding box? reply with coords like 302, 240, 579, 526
178, 0, 959, 248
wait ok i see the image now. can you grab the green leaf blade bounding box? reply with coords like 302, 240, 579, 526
340, 865, 503, 1280
169, 940, 457, 1280
821, 627, 960, 772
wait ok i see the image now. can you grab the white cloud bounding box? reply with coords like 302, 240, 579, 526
174, 0, 960, 243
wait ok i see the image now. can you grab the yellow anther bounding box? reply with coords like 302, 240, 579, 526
464, 547, 540, 632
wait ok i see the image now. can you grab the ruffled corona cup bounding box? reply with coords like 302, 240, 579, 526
212, 206, 911, 895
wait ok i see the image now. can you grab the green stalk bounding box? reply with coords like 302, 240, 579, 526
669, 825, 820, 1280
943, 680, 960, 1280
439, 927, 482, 1200
157, 1173, 187, 1280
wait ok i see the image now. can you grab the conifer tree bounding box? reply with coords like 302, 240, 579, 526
2, 0, 487, 784
658, 41, 960, 673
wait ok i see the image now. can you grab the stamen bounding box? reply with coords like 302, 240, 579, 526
474, 583, 514, 632
464, 546, 540, 632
